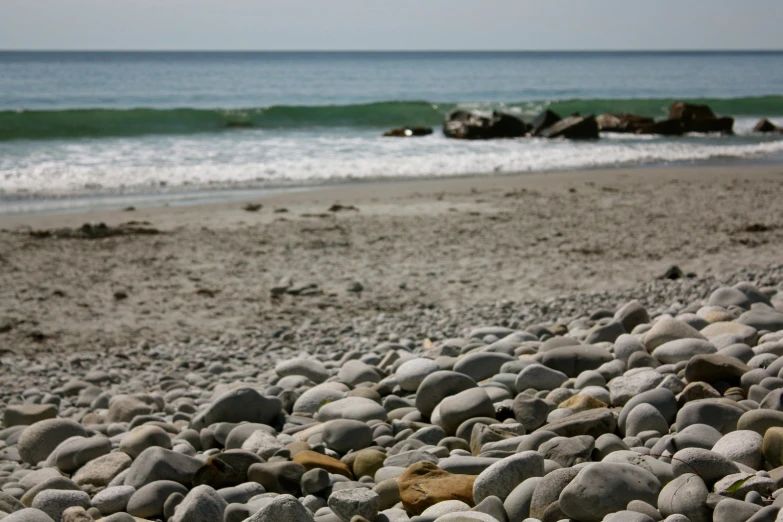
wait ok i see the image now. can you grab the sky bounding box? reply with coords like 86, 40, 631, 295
1, 0, 782, 51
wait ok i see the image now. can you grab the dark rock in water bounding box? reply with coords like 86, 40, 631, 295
538, 115, 600, 140
530, 110, 562, 136
596, 113, 654, 133
444, 111, 530, 140
635, 119, 687, 136
754, 118, 782, 133
668, 101, 734, 134
383, 127, 433, 137
686, 116, 734, 134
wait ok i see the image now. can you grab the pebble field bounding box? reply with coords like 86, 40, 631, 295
2, 267, 783, 522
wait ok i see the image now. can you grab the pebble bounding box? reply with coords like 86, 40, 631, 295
0, 278, 780, 522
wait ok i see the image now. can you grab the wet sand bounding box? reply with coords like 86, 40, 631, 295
1, 164, 782, 354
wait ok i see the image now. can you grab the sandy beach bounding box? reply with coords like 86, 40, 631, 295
1, 164, 782, 355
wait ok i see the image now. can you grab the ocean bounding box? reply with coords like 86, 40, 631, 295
1, 51, 783, 211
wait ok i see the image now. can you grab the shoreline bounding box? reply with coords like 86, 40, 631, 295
2, 157, 782, 217
2, 163, 783, 355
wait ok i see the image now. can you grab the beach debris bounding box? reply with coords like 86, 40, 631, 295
243, 203, 263, 212
328, 204, 359, 212
660, 265, 685, 280
27, 222, 160, 239
383, 126, 433, 137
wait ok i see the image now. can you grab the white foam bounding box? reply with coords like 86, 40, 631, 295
2, 127, 783, 198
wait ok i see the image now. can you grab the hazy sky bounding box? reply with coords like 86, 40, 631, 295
2, 0, 782, 51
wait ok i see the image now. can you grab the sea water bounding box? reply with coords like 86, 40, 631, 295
1, 51, 782, 208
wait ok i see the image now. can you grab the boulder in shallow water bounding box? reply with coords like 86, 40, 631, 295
753, 118, 782, 133
596, 113, 654, 133
530, 110, 562, 136
443, 110, 530, 140
669, 101, 734, 134
538, 115, 600, 140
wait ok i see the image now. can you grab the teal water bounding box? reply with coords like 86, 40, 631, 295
1, 51, 782, 201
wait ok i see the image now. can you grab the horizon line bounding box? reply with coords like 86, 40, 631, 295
2, 48, 783, 53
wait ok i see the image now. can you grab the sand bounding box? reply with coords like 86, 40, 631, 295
1, 164, 782, 354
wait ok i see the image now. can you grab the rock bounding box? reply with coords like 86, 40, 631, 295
658, 473, 709, 522
169, 485, 228, 522
322, 419, 373, 454
708, 287, 752, 309
712, 430, 764, 470
301, 468, 330, 495
618, 388, 678, 434
737, 409, 783, 436
120, 425, 173, 458
398, 461, 476, 515
416, 371, 477, 419
31, 490, 91, 522
473, 451, 544, 503
454, 353, 515, 383
530, 110, 562, 136
538, 345, 612, 377
644, 318, 707, 351
538, 435, 594, 467
712, 498, 762, 522
244, 494, 315, 522
762, 427, 783, 467
614, 301, 651, 332
675, 400, 744, 434
3, 508, 57, 521
17, 419, 89, 465
421, 500, 472, 518
353, 449, 387, 478
438, 388, 496, 435
444, 111, 530, 140
754, 118, 782, 133
676, 382, 721, 407
54, 436, 111, 473
315, 397, 387, 423
515, 364, 567, 391
126, 480, 188, 519
608, 371, 664, 406
241, 430, 285, 458
3, 404, 57, 427
107, 397, 153, 423
537, 408, 617, 438
557, 394, 607, 413
596, 114, 655, 133
503, 477, 541, 522
293, 387, 346, 415
20, 476, 81, 507
511, 397, 549, 432
714, 472, 776, 499
397, 358, 441, 392
90, 485, 136, 515
635, 118, 687, 136
0, 491, 24, 514
671, 448, 740, 485
72, 451, 132, 487
669, 102, 734, 134
248, 462, 306, 495
738, 308, 783, 332
193, 387, 282, 428
604, 511, 655, 522
293, 450, 353, 478
123, 447, 203, 488
702, 322, 758, 345
625, 403, 669, 437
559, 463, 661, 522
528, 468, 579, 520
585, 321, 625, 344
538, 115, 600, 140
684, 354, 750, 386
652, 339, 715, 364
328, 488, 379, 522
276, 359, 330, 384
383, 127, 433, 138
